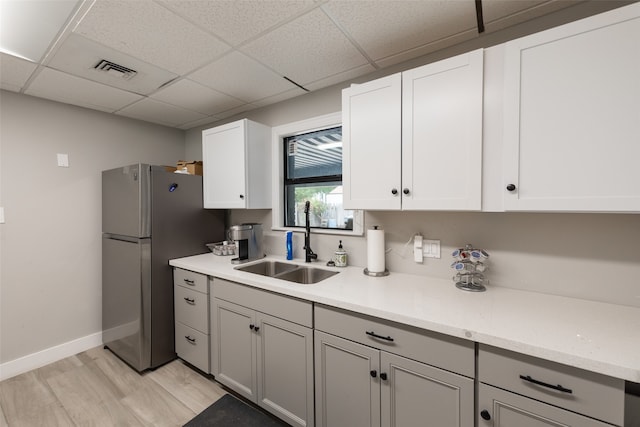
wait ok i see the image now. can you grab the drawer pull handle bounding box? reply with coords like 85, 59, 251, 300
366, 331, 394, 342
519, 375, 573, 394
183, 279, 195, 285
185, 335, 196, 344
184, 297, 195, 305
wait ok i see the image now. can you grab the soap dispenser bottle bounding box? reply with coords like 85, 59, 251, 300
286, 231, 293, 260
334, 240, 347, 267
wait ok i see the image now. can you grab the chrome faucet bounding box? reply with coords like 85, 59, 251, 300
304, 201, 317, 262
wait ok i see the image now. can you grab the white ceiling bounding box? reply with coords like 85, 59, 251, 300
0, 0, 589, 130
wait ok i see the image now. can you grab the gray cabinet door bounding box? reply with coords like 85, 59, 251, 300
210, 298, 256, 401
257, 313, 314, 427
381, 352, 474, 427
478, 384, 612, 427
314, 331, 380, 427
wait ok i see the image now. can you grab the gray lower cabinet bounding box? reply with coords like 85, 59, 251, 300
314, 305, 475, 427
174, 268, 210, 373
478, 344, 625, 427
211, 278, 314, 427
478, 383, 611, 427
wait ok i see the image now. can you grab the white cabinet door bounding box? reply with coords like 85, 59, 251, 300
381, 352, 474, 427
210, 298, 256, 401
478, 384, 612, 427
203, 120, 247, 209
343, 73, 402, 210
502, 3, 640, 212
314, 331, 381, 427
402, 49, 483, 211
257, 313, 314, 427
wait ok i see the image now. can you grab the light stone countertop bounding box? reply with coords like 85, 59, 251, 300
169, 253, 640, 383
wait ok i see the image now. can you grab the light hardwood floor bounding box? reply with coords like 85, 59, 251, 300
0, 347, 226, 427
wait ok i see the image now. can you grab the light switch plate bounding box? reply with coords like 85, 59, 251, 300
423, 239, 441, 258
57, 153, 69, 167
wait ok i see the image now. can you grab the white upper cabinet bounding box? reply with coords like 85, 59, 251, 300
343, 49, 484, 211
343, 73, 402, 210
502, 3, 640, 212
202, 119, 271, 209
402, 50, 483, 210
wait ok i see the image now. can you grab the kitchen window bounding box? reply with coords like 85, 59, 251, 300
272, 113, 363, 236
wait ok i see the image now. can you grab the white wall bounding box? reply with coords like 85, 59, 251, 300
0, 91, 185, 372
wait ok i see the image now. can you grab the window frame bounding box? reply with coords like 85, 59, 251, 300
271, 112, 364, 236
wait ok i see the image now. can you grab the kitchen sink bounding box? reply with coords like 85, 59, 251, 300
235, 260, 339, 284
274, 266, 338, 285
235, 260, 299, 277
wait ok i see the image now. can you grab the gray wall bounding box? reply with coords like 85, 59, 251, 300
0, 90, 184, 364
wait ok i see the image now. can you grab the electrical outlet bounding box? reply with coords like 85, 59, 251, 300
423, 239, 441, 259
57, 153, 69, 167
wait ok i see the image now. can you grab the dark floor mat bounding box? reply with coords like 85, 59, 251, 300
183, 394, 290, 427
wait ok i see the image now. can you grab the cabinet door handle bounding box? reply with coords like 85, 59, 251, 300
403, 188, 410, 195
365, 331, 394, 342
370, 370, 377, 378
185, 335, 196, 344
254, 326, 260, 332
239, 194, 245, 199
506, 184, 517, 192
480, 410, 491, 420
183, 278, 195, 285
184, 297, 195, 305
249, 324, 255, 330
519, 375, 573, 394
391, 188, 398, 195
379, 372, 388, 381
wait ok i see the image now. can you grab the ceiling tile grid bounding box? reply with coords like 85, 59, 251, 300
73, 0, 231, 75
0, 0, 601, 129
24, 67, 143, 113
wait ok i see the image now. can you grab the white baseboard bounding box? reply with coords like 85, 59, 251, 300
0, 332, 103, 381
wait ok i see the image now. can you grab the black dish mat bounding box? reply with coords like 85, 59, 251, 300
184, 394, 290, 427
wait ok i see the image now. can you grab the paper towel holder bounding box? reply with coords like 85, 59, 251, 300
364, 225, 390, 277
363, 268, 389, 277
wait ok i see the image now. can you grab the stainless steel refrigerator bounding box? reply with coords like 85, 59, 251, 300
102, 163, 224, 372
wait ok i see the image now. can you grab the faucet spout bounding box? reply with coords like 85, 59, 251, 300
304, 201, 317, 262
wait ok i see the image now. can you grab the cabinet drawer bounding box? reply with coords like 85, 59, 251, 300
478, 345, 624, 425
212, 278, 312, 328
174, 285, 209, 333
175, 322, 209, 373
174, 268, 208, 294
315, 305, 474, 377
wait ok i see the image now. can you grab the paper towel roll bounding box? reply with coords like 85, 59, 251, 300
367, 227, 385, 273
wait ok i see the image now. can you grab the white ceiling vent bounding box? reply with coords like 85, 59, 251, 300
94, 59, 137, 80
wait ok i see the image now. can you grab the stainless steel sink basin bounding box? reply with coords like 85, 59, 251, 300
275, 266, 339, 285
235, 260, 339, 284
235, 261, 298, 277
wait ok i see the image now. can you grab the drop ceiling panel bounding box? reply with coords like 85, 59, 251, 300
0, 0, 79, 62
47, 34, 178, 96
73, 0, 230, 75
189, 51, 300, 102
158, 0, 316, 46
116, 98, 208, 127
24, 67, 143, 112
241, 8, 370, 85
322, 0, 478, 64
482, 0, 584, 32
250, 88, 309, 108
150, 79, 245, 115
0, 53, 38, 92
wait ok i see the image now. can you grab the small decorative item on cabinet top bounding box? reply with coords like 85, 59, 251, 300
451, 244, 489, 292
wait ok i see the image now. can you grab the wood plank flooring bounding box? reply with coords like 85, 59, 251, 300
0, 347, 226, 426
